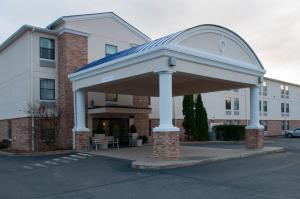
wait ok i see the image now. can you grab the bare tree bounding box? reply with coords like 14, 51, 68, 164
23, 101, 63, 151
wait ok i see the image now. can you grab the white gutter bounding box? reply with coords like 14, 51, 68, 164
72, 88, 77, 151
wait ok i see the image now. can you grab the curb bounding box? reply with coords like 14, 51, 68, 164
132, 147, 285, 170
0, 150, 74, 156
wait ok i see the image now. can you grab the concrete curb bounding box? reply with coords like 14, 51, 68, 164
0, 150, 74, 156
132, 147, 284, 170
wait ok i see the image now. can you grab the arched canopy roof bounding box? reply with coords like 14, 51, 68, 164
69, 24, 266, 96
75, 24, 265, 74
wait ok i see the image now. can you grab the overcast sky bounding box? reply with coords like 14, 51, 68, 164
1, 0, 300, 84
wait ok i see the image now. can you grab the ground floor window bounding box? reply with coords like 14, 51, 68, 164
282, 120, 290, 130
260, 120, 268, 132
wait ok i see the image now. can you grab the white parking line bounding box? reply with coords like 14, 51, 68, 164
70, 154, 86, 159
44, 161, 59, 165
62, 157, 78, 161
53, 158, 70, 163
22, 165, 34, 170
77, 153, 94, 157
34, 163, 47, 168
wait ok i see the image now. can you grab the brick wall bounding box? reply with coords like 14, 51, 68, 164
57, 32, 88, 149
0, 120, 9, 140
11, 117, 32, 151
133, 96, 150, 137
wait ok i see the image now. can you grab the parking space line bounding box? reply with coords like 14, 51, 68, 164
34, 163, 47, 168
70, 154, 86, 159
62, 157, 78, 161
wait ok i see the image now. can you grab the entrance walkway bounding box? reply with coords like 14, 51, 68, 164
89, 145, 283, 170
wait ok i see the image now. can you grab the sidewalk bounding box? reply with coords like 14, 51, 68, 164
89, 145, 284, 170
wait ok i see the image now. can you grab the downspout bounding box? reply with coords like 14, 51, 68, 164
72, 88, 77, 151
30, 28, 35, 152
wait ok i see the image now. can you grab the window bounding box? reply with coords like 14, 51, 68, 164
40, 37, 55, 60
233, 89, 239, 92
285, 85, 289, 96
259, 100, 261, 112
105, 44, 117, 56
40, 79, 55, 100
286, 103, 290, 113
260, 120, 268, 131
105, 93, 118, 102
8, 120, 12, 140
225, 98, 231, 110
280, 85, 285, 95
263, 101, 268, 112
262, 82, 267, 96
234, 98, 239, 110
282, 120, 290, 130
281, 103, 285, 113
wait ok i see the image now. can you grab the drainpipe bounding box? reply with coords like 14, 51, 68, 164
30, 27, 35, 152
72, 89, 77, 151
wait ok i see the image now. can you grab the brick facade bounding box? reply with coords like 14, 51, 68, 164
245, 128, 264, 149
10, 118, 32, 151
133, 96, 150, 137
0, 120, 9, 140
57, 32, 88, 149
153, 131, 180, 159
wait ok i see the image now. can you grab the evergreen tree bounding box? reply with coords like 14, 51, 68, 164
194, 94, 209, 140
182, 95, 195, 139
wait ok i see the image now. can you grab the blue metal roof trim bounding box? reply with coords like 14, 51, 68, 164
76, 31, 183, 72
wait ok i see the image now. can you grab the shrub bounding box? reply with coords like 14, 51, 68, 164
0, 139, 11, 149
214, 125, 245, 141
138, 135, 148, 144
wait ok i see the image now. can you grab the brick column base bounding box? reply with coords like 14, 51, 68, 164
245, 128, 264, 149
75, 132, 90, 151
153, 132, 180, 159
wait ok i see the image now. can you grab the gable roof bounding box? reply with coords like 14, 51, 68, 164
47, 12, 151, 41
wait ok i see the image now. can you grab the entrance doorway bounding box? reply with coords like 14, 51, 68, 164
93, 118, 129, 145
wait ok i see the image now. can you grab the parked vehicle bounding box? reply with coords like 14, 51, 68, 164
285, 128, 300, 138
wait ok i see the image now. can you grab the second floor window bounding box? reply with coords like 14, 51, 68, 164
105, 44, 117, 56
40, 78, 55, 100
106, 93, 118, 102
262, 82, 267, 96
225, 98, 231, 110
286, 103, 290, 113
281, 103, 285, 113
259, 100, 261, 112
263, 101, 268, 112
234, 98, 239, 110
40, 37, 55, 60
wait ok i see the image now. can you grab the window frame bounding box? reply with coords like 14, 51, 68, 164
40, 78, 55, 100
263, 101, 268, 112
225, 97, 231, 110
281, 103, 285, 113
105, 93, 118, 102
105, 44, 118, 57
40, 37, 55, 60
233, 98, 239, 110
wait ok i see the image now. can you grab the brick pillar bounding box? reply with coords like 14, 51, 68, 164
245, 128, 264, 149
75, 132, 90, 151
58, 32, 88, 149
133, 96, 150, 136
153, 132, 180, 159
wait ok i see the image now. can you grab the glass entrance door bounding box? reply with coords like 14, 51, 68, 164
93, 118, 129, 145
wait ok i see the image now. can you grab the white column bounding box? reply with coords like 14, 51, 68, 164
153, 71, 179, 132
246, 86, 264, 129
75, 89, 89, 132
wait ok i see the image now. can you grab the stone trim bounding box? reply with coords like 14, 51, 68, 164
245, 128, 264, 149
153, 131, 180, 159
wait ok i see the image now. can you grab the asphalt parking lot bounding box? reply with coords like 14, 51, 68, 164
1, 137, 300, 199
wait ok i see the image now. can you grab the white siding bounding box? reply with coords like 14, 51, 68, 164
0, 32, 31, 119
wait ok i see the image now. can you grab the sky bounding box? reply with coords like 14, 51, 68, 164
1, 0, 300, 84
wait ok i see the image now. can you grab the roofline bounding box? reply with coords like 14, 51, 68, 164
264, 77, 300, 87
0, 25, 57, 53
169, 24, 265, 70
47, 12, 151, 41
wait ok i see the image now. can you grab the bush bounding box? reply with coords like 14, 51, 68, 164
0, 139, 11, 149
214, 125, 245, 141
138, 135, 148, 144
